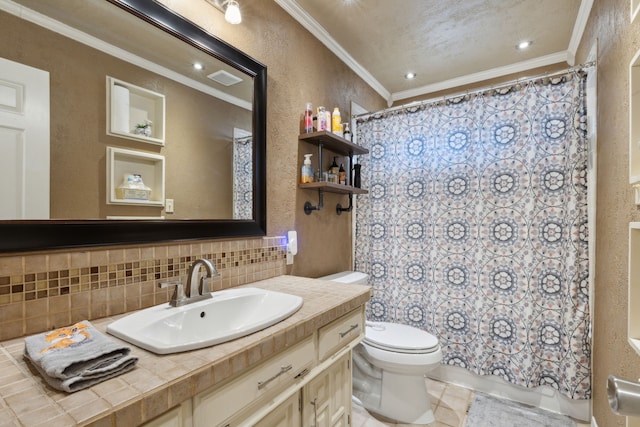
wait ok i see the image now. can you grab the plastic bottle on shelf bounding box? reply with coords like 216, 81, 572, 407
325, 108, 332, 132
330, 156, 339, 175
343, 122, 352, 141
332, 107, 343, 136
317, 107, 327, 131
338, 163, 346, 185
353, 164, 361, 188
301, 154, 314, 183
303, 102, 313, 133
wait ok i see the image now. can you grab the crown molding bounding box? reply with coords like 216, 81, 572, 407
390, 51, 570, 103
274, 0, 589, 107
274, 0, 391, 103
0, 0, 251, 110
567, 0, 594, 66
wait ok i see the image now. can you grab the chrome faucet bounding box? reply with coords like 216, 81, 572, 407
186, 258, 219, 298
159, 258, 220, 307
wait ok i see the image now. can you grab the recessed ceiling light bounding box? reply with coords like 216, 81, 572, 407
405, 72, 417, 80
193, 62, 204, 70
516, 40, 532, 50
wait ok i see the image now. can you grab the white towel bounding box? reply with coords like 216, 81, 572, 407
24, 320, 138, 392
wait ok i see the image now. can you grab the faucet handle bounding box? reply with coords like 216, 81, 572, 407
159, 281, 187, 307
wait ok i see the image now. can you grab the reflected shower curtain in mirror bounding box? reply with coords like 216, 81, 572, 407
232, 136, 253, 219
354, 71, 591, 399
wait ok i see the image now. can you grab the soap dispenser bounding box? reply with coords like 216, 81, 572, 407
301, 154, 314, 183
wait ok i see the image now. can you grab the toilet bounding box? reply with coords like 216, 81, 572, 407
320, 271, 443, 425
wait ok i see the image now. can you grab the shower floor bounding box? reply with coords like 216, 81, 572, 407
351, 377, 591, 427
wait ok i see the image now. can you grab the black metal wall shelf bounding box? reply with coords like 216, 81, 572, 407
298, 131, 368, 215
299, 131, 369, 156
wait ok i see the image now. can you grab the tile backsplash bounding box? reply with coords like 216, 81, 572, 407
0, 236, 287, 341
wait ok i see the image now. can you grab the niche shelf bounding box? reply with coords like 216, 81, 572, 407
298, 131, 368, 215
629, 223, 640, 356
106, 76, 166, 145
107, 147, 165, 206
629, 51, 640, 204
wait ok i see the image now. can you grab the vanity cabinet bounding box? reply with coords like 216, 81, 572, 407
193, 337, 315, 426
142, 401, 192, 427
302, 352, 351, 427
189, 307, 364, 427
252, 393, 301, 427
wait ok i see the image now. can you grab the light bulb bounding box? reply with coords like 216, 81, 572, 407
225, 0, 241, 24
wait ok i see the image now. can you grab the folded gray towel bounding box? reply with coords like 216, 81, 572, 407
24, 320, 138, 392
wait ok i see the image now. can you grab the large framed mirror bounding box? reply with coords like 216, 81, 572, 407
0, 0, 267, 252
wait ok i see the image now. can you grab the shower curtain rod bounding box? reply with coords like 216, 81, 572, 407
354, 61, 596, 121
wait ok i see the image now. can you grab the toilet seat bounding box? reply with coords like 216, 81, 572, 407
364, 321, 439, 354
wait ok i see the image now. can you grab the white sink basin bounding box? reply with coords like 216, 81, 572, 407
106, 287, 303, 354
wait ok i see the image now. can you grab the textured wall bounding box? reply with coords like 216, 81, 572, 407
156, 0, 386, 277
575, 0, 640, 425
0, 0, 386, 340
0, 10, 250, 219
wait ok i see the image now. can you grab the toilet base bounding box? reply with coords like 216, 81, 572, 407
352, 337, 441, 425
354, 362, 436, 424
376, 371, 435, 424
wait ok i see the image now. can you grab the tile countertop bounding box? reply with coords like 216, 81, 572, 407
0, 275, 372, 427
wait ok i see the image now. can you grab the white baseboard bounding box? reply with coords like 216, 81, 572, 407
429, 364, 591, 422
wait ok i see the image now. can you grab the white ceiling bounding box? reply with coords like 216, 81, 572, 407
275, 0, 592, 106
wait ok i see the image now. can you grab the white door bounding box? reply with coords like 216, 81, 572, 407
0, 57, 50, 219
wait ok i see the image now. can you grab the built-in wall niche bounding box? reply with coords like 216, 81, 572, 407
629, 51, 640, 203
107, 147, 165, 207
107, 76, 166, 145
633, 0, 640, 22
628, 223, 640, 356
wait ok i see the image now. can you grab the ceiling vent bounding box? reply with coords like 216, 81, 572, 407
207, 70, 243, 86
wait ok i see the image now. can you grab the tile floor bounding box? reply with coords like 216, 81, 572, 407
351, 378, 591, 427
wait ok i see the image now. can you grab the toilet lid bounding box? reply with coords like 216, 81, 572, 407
364, 322, 439, 354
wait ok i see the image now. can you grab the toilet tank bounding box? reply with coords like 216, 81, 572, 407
319, 271, 368, 285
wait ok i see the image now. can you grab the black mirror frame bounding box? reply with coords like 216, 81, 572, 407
0, 0, 267, 252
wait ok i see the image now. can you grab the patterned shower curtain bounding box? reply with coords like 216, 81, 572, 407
354, 72, 591, 400
232, 136, 253, 219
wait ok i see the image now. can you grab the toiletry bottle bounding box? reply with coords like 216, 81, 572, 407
332, 107, 343, 136
338, 163, 346, 185
343, 122, 352, 141
330, 156, 339, 175
303, 102, 313, 133
353, 164, 361, 188
325, 108, 332, 132
317, 107, 327, 131
301, 154, 314, 183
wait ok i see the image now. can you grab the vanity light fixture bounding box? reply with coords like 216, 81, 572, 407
516, 40, 532, 50
205, 0, 242, 25
224, 0, 242, 24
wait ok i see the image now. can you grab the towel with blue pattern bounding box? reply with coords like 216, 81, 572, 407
24, 320, 137, 392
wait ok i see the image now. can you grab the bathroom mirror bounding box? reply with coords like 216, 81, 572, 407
0, 0, 266, 252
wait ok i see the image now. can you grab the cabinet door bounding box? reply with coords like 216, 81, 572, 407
303, 352, 351, 427
253, 392, 301, 427
142, 401, 192, 427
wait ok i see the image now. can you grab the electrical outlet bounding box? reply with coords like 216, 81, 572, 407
165, 199, 174, 213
